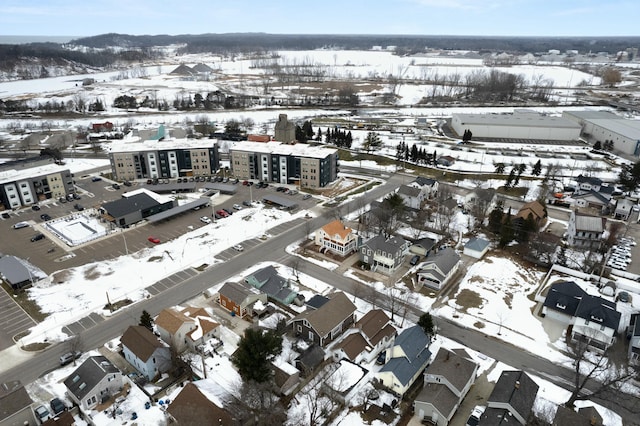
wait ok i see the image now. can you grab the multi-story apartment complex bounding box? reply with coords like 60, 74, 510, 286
0, 157, 74, 210
230, 141, 338, 188
108, 139, 220, 181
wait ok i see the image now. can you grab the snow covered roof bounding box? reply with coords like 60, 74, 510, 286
230, 141, 337, 159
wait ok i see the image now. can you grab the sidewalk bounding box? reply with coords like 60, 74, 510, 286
0, 345, 34, 374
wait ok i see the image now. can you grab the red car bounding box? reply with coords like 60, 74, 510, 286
148, 237, 161, 244
216, 210, 229, 218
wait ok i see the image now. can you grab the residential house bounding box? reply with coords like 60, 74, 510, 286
376, 326, 432, 397
412, 177, 439, 199
321, 360, 366, 405
409, 237, 436, 257
0, 381, 36, 426
64, 356, 123, 411
155, 306, 220, 353
335, 309, 397, 363
478, 370, 539, 425
305, 294, 330, 310
614, 198, 635, 221
290, 292, 356, 347
414, 348, 479, 426
572, 191, 612, 214
166, 382, 238, 425
359, 234, 410, 275
120, 325, 171, 381
314, 219, 360, 257
566, 210, 606, 249
397, 185, 424, 210
463, 188, 496, 216
463, 237, 490, 259
217, 281, 268, 318
437, 155, 456, 166
629, 314, 640, 364
416, 248, 461, 291
272, 360, 300, 396
244, 265, 299, 305
576, 175, 603, 192
542, 281, 621, 352
552, 405, 602, 426
513, 200, 547, 230
295, 345, 326, 377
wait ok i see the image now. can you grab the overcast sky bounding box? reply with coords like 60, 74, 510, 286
1, 0, 638, 38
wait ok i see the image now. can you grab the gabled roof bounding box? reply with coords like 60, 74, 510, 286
486, 370, 539, 422
0, 255, 33, 286
191, 63, 214, 73
218, 281, 259, 304
64, 356, 120, 401
543, 281, 584, 316
426, 348, 478, 393
102, 193, 160, 217
397, 185, 421, 197
166, 382, 236, 425
465, 237, 490, 252
321, 220, 354, 240
0, 381, 32, 422
379, 330, 431, 387
357, 309, 395, 345
576, 175, 603, 186
120, 325, 166, 362
574, 214, 605, 233
516, 200, 545, 220
572, 190, 611, 205
574, 294, 621, 330
393, 325, 430, 359
170, 64, 195, 76
419, 248, 461, 278
468, 188, 496, 203
295, 344, 325, 369
156, 308, 194, 335
245, 266, 297, 304
362, 234, 408, 255
306, 294, 329, 310
414, 176, 437, 187
292, 292, 356, 338
338, 332, 369, 361
180, 307, 219, 338
411, 237, 436, 252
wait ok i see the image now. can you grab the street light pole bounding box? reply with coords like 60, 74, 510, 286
25, 257, 33, 285
121, 229, 128, 255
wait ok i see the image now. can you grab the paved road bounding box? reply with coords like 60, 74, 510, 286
1, 169, 638, 424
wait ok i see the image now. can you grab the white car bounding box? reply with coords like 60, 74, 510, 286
232, 204, 242, 210
233, 244, 244, 251
200, 216, 212, 224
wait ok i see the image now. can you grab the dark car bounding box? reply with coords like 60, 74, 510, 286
30, 233, 45, 242
58, 197, 67, 203
31, 204, 41, 211
410, 255, 420, 266
73, 193, 81, 200
123, 181, 132, 187
41, 214, 52, 221
242, 200, 252, 207
91, 176, 102, 182
1, 212, 9, 219
112, 183, 121, 190
50, 397, 66, 415
222, 208, 233, 216
74, 204, 84, 211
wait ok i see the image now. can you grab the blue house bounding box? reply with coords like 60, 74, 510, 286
376, 325, 431, 397
244, 265, 298, 305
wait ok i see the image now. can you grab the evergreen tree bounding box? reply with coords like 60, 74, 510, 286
139, 310, 153, 331
325, 127, 331, 144
593, 140, 602, 150
532, 160, 542, 176
410, 144, 419, 162
488, 202, 504, 234
295, 125, 306, 142
363, 132, 382, 153
495, 163, 506, 174
618, 161, 640, 192
346, 131, 353, 148
499, 209, 514, 248
232, 328, 282, 383
316, 127, 322, 142
302, 121, 314, 140
418, 313, 435, 335
505, 168, 516, 188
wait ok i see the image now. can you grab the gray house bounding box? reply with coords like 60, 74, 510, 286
0, 255, 39, 289
360, 234, 410, 275
244, 265, 299, 305
0, 381, 36, 426
414, 348, 479, 426
290, 292, 356, 348
64, 356, 123, 411
416, 248, 461, 291
397, 185, 424, 209
478, 370, 539, 425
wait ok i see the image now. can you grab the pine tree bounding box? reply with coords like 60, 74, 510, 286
505, 169, 515, 188
316, 127, 322, 142
410, 144, 419, 162
139, 310, 153, 331
495, 163, 506, 174
418, 313, 435, 335
232, 328, 282, 383
532, 160, 542, 176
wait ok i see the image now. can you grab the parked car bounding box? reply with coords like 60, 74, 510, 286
34, 405, 52, 423
222, 208, 233, 216
58, 197, 67, 203
91, 176, 102, 182
123, 181, 132, 187
66, 194, 74, 202
59, 351, 82, 366
242, 180, 249, 186
73, 193, 81, 200
40, 214, 52, 221
49, 397, 66, 415
1, 212, 9, 219
13, 221, 30, 229
148, 236, 161, 244
302, 194, 312, 200
31, 204, 41, 211
30, 233, 45, 242
233, 244, 244, 251
112, 183, 121, 190
200, 216, 212, 224
74, 204, 84, 211
466, 406, 485, 426
409, 255, 420, 266
242, 200, 252, 207
216, 210, 229, 218
232, 204, 242, 210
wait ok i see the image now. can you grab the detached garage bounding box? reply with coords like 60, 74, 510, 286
463, 237, 490, 259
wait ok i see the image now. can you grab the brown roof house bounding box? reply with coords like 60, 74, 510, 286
413, 348, 479, 426
335, 309, 397, 364
166, 382, 239, 425
217, 281, 267, 319
513, 200, 547, 229
120, 325, 171, 381
290, 292, 357, 348
478, 370, 539, 425
315, 219, 360, 257
155, 306, 220, 353
0, 381, 36, 426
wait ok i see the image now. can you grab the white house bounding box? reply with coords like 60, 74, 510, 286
566, 210, 606, 249
463, 237, 490, 259
155, 306, 220, 353
64, 356, 123, 411
397, 184, 424, 209
120, 325, 171, 381
314, 219, 359, 257
416, 248, 461, 291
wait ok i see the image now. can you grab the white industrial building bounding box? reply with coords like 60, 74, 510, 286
563, 110, 640, 157
451, 110, 582, 141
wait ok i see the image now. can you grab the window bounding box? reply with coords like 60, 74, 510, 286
308, 331, 314, 341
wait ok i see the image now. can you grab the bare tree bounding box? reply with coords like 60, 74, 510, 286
230, 380, 286, 425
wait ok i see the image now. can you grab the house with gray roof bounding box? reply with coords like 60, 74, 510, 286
360, 234, 410, 275
397, 184, 424, 209
290, 292, 356, 348
120, 325, 171, 381
614, 198, 635, 221
416, 248, 461, 291
463, 237, 490, 259
0, 255, 41, 289
409, 237, 436, 257
64, 356, 123, 411
478, 370, 538, 425
376, 325, 432, 397
542, 281, 621, 352
567, 210, 606, 249
414, 348, 479, 426
217, 281, 267, 318
244, 265, 298, 305
571, 190, 612, 214
295, 344, 326, 377
463, 188, 496, 216
412, 177, 439, 199
0, 381, 36, 426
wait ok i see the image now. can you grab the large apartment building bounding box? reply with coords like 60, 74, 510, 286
108, 139, 220, 181
230, 141, 338, 188
0, 157, 74, 210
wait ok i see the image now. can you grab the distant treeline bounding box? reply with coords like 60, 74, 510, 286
71, 33, 640, 55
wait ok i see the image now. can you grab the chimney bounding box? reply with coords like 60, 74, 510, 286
515, 380, 520, 389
